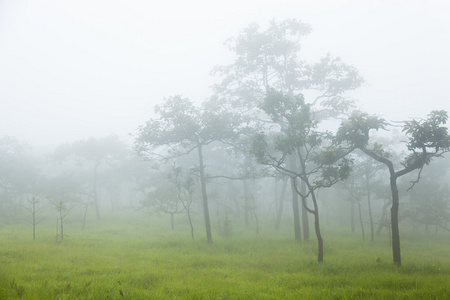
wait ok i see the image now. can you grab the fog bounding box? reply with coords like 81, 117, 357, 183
1, 0, 450, 263
1, 0, 449, 150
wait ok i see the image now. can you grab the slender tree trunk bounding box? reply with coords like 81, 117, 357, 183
350, 201, 355, 233
187, 210, 194, 239
197, 142, 213, 244
59, 204, 64, 241
390, 175, 401, 266
93, 160, 101, 220
310, 190, 323, 262
243, 179, 251, 227
275, 177, 287, 230
358, 201, 365, 241
366, 178, 374, 241
291, 177, 301, 241
82, 202, 88, 230
32, 198, 36, 240
315, 211, 323, 262
300, 173, 310, 240
288, 156, 301, 240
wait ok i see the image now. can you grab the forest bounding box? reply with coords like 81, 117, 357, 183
1, 19, 450, 299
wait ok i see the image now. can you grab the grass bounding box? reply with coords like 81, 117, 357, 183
0, 214, 449, 299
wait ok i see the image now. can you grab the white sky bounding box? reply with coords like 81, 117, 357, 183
1, 0, 449, 150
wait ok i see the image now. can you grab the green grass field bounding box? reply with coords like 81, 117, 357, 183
1, 214, 449, 299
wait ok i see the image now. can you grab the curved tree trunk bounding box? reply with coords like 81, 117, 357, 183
310, 190, 323, 262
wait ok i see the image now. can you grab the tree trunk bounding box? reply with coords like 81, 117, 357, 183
301, 179, 310, 240
187, 210, 194, 239
93, 161, 101, 220
32, 198, 36, 240
350, 201, 355, 233
358, 201, 365, 241
243, 179, 251, 227
390, 175, 401, 266
310, 190, 323, 262
82, 202, 88, 230
197, 142, 213, 244
275, 177, 287, 230
315, 211, 323, 263
366, 178, 374, 241
288, 156, 301, 241
291, 177, 301, 241
59, 204, 64, 241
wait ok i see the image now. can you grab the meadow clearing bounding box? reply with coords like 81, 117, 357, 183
1, 213, 449, 299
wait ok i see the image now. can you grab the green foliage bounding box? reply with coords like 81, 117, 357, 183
336, 111, 387, 148
403, 110, 450, 152
135, 96, 243, 159
213, 19, 363, 113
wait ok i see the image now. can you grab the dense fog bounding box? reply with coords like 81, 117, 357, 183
1, 1, 450, 268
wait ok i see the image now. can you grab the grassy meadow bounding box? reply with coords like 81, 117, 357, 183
0, 213, 449, 299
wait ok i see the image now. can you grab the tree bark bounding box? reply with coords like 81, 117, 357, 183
301, 179, 310, 240
310, 190, 323, 262
365, 177, 374, 241
350, 201, 355, 233
197, 142, 213, 244
243, 179, 251, 227
275, 177, 287, 230
291, 177, 301, 241
358, 201, 365, 241
289, 156, 301, 241
390, 175, 401, 266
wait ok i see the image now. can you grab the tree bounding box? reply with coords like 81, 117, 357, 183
213, 19, 362, 240
252, 90, 352, 262
135, 96, 243, 244
405, 157, 450, 232
168, 165, 198, 239
0, 136, 41, 222
24, 196, 46, 240
337, 110, 450, 266
53, 135, 128, 220
142, 180, 184, 230
340, 151, 385, 241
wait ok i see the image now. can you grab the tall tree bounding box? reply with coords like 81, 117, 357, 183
252, 90, 352, 262
135, 96, 242, 244
337, 110, 450, 266
213, 19, 362, 239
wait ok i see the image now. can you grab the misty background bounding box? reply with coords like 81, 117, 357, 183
1, 0, 449, 150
